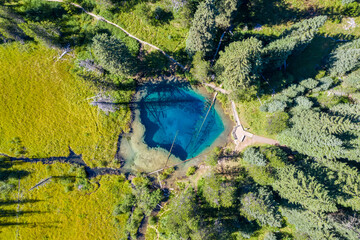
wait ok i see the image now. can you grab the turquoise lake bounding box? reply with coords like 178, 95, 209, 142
139, 83, 225, 160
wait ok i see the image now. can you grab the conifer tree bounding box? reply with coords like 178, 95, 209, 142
241, 187, 282, 227
215, 37, 263, 91
273, 165, 338, 212
215, 0, 241, 29
263, 16, 327, 70
92, 33, 137, 76
185, 0, 216, 57
328, 39, 360, 76
202, 171, 236, 208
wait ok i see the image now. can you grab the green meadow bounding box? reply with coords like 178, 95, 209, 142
0, 43, 132, 167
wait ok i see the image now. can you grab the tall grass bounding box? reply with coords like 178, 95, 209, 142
0, 161, 131, 239
0, 42, 131, 167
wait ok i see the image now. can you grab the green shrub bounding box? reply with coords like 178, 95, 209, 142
149, 216, 158, 225
243, 147, 267, 166
186, 166, 197, 176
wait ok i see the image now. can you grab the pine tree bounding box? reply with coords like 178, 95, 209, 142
160, 187, 200, 239
280, 207, 336, 240
190, 51, 211, 82
328, 39, 360, 76
273, 165, 338, 212
240, 187, 282, 227
92, 33, 137, 76
263, 16, 327, 70
215, 0, 241, 29
243, 147, 267, 166
185, 0, 217, 57
202, 171, 236, 208
215, 37, 263, 91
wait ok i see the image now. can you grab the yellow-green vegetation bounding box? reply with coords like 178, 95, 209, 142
0, 159, 132, 239
0, 42, 132, 167
116, 6, 188, 53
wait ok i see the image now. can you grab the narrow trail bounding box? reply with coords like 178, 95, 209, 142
47, 0, 186, 71
203, 83, 280, 149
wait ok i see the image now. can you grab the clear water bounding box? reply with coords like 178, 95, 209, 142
139, 83, 225, 160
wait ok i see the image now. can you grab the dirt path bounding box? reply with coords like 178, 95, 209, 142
204, 83, 280, 150
47, 0, 186, 71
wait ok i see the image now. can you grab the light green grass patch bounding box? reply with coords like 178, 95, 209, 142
0, 42, 131, 167
0, 160, 131, 239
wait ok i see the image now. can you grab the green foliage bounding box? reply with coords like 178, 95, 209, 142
263, 16, 327, 70
186, 166, 197, 176
278, 109, 359, 160
19, 20, 61, 47
264, 112, 289, 135
201, 171, 236, 208
159, 188, 200, 239
273, 165, 338, 213
243, 147, 267, 166
215, 37, 263, 92
313, 76, 334, 92
295, 96, 313, 110
264, 231, 277, 240
185, 0, 216, 57
126, 207, 144, 239
299, 78, 319, 90
316, 159, 360, 211
205, 147, 221, 166
113, 193, 136, 215
215, 0, 241, 29
266, 100, 287, 113
92, 33, 137, 76
343, 69, 360, 89
0, 7, 28, 42
132, 177, 163, 216
281, 207, 336, 240
328, 38, 360, 76
159, 167, 175, 180
240, 187, 282, 227
190, 51, 211, 82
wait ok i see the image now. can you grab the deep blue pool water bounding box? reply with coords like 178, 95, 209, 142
139, 85, 225, 160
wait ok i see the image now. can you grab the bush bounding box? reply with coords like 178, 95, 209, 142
313, 77, 334, 92
186, 166, 197, 176
264, 232, 277, 240
243, 147, 267, 166
149, 216, 158, 225
299, 78, 319, 90
267, 100, 287, 113
113, 194, 136, 215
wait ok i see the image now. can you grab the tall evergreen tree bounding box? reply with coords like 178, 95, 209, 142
263, 16, 327, 70
280, 207, 337, 240
215, 37, 263, 91
273, 165, 338, 213
185, 0, 217, 57
328, 39, 360, 76
241, 187, 282, 227
202, 171, 236, 208
92, 33, 137, 76
215, 0, 241, 29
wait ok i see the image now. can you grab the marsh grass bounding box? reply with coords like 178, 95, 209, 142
0, 161, 131, 239
0, 42, 131, 167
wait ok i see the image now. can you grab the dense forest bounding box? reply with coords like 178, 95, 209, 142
1, 0, 360, 239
